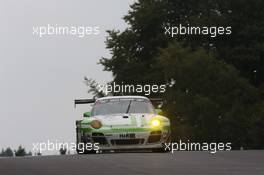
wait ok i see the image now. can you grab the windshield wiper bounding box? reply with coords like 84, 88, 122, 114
126, 100, 132, 113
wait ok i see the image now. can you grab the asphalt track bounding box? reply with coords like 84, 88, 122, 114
0, 151, 263, 175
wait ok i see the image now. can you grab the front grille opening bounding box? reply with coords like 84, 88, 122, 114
148, 131, 162, 143
92, 133, 108, 145
111, 139, 144, 145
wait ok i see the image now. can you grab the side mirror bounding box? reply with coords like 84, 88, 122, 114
83, 112, 91, 117
155, 109, 163, 115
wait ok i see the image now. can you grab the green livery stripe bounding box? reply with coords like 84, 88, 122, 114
81, 128, 93, 132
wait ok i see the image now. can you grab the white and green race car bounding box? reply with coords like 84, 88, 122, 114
75, 96, 171, 153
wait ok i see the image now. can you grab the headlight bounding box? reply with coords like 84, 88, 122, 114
151, 119, 161, 127
90, 120, 102, 129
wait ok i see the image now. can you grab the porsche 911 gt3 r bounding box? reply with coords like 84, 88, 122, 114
75, 96, 171, 153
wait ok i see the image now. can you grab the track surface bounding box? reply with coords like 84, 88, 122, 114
0, 151, 263, 175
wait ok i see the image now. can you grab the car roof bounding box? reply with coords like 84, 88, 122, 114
97, 96, 149, 101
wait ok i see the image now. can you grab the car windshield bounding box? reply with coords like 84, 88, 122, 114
91, 98, 155, 116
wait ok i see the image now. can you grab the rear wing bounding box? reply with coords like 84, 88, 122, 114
149, 98, 163, 102
74, 98, 95, 108
74, 97, 163, 108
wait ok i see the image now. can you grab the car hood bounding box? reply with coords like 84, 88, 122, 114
93, 113, 159, 127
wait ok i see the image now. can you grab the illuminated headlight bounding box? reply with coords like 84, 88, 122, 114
90, 120, 102, 129
151, 119, 161, 127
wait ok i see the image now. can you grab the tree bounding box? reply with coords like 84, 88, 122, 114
100, 0, 168, 85
27, 151, 32, 156
59, 146, 67, 155
98, 0, 264, 149
15, 145, 26, 157
157, 42, 262, 148
163, 0, 264, 87
100, 0, 264, 88
84, 77, 106, 98
0, 147, 13, 157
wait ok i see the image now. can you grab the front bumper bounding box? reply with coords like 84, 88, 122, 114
81, 130, 170, 150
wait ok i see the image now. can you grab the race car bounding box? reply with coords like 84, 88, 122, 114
75, 96, 171, 153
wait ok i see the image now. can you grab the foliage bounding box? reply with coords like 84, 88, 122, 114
158, 42, 263, 148
15, 145, 26, 157
0, 147, 13, 157
59, 146, 67, 155
97, 0, 264, 149
84, 77, 106, 98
